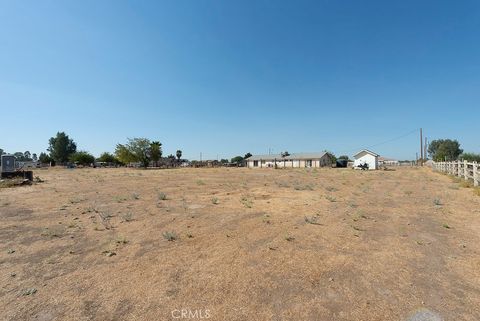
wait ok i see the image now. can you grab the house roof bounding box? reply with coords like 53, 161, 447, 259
353, 149, 380, 158
246, 152, 329, 161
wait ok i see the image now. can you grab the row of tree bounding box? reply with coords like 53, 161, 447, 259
0, 132, 184, 168
3, 134, 478, 168
428, 139, 480, 162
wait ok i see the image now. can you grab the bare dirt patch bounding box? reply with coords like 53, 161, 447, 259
1, 167, 480, 320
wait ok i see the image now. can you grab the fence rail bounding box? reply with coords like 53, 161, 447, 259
432, 161, 479, 187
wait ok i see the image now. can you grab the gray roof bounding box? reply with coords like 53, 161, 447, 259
246, 152, 329, 161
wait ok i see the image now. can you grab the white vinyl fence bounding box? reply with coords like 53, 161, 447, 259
432, 161, 479, 187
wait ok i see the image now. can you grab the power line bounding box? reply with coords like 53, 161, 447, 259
337, 129, 418, 155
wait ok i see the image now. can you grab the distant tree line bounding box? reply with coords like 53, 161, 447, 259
1, 132, 187, 168
428, 139, 479, 162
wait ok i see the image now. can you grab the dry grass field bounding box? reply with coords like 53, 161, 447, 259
1, 167, 480, 321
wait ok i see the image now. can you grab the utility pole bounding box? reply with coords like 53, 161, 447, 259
420, 128, 423, 166
200, 152, 202, 162
424, 137, 428, 162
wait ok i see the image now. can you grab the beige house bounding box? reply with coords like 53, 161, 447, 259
245, 152, 333, 168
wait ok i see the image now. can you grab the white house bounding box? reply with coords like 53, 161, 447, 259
245, 152, 333, 168
353, 150, 379, 170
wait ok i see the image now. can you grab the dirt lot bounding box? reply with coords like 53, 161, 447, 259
1, 167, 480, 321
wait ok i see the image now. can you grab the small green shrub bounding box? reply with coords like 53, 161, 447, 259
304, 216, 320, 225
158, 192, 167, 200
122, 212, 134, 222
325, 195, 336, 202
162, 231, 178, 241
240, 196, 253, 208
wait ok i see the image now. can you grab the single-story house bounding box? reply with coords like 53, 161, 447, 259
245, 152, 333, 168
353, 150, 379, 170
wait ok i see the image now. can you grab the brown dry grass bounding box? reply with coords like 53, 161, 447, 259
1, 167, 480, 321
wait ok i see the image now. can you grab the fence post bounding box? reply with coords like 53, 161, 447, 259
464, 160, 468, 180
457, 160, 461, 177
474, 162, 478, 187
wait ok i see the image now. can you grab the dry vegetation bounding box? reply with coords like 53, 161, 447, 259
1, 167, 480, 320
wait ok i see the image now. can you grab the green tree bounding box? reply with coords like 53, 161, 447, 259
39, 152, 52, 164
0, 148, 4, 156
150, 141, 162, 167
176, 150, 182, 161
428, 139, 463, 161
24, 151, 31, 161
115, 138, 151, 168
14, 152, 26, 161
48, 132, 77, 164
244, 152, 252, 159
231, 156, 244, 164
459, 152, 480, 162
220, 158, 229, 164
97, 152, 121, 164
32, 153, 38, 162
338, 155, 350, 161
69, 151, 95, 166
115, 144, 136, 164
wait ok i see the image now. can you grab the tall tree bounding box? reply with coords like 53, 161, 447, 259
150, 141, 162, 167
32, 153, 38, 162
48, 132, 77, 164
115, 138, 151, 168
24, 151, 31, 161
115, 144, 136, 164
428, 139, 463, 161
176, 150, 182, 165
244, 152, 252, 159
0, 148, 4, 156
39, 152, 52, 165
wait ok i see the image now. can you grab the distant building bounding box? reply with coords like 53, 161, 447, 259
353, 150, 379, 170
245, 152, 333, 168
378, 157, 399, 166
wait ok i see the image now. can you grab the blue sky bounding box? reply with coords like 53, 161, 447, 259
0, 0, 479, 160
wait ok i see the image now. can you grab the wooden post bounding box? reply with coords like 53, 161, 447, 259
464, 160, 468, 181
473, 162, 478, 187
457, 160, 461, 177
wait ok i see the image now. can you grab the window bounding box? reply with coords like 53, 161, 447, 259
306, 160, 312, 167
253, 160, 259, 167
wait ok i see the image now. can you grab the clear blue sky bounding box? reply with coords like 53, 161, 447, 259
0, 0, 479, 160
